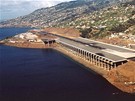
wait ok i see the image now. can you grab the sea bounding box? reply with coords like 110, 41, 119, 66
0, 27, 135, 101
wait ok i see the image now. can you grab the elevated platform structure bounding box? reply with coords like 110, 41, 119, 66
56, 37, 135, 70
75, 37, 135, 59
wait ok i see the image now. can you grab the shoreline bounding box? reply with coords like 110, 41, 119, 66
1, 42, 107, 75
55, 46, 108, 76
0, 42, 135, 94
55, 46, 135, 94
2, 41, 57, 49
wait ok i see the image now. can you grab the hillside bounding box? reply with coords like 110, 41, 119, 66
56, 0, 135, 47
57, 1, 135, 34
0, 0, 135, 48
43, 27, 80, 38
0, 0, 127, 28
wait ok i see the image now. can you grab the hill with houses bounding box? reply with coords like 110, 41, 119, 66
0, 0, 135, 47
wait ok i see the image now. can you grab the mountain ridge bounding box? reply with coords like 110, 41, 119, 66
0, 0, 127, 28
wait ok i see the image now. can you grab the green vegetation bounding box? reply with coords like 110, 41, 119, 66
80, 28, 92, 38
56, 1, 135, 39
110, 18, 135, 32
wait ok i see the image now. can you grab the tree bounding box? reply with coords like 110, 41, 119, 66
80, 28, 92, 38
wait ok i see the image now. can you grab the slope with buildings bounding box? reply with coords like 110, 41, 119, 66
56, 0, 135, 48
1, 0, 134, 48
0, 0, 129, 28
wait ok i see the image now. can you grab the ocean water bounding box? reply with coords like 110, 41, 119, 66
0, 27, 32, 40
0, 28, 135, 101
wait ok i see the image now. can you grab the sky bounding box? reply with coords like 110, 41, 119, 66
0, 0, 73, 21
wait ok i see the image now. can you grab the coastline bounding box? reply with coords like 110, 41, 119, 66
55, 46, 108, 76
2, 42, 55, 49
1, 41, 108, 75
0, 40, 135, 94
55, 46, 135, 94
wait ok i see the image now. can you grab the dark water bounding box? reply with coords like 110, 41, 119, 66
0, 27, 33, 40
0, 28, 135, 101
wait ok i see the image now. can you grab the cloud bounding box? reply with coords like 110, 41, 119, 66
0, 0, 73, 20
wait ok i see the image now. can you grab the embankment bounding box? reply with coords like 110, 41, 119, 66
105, 61, 135, 93
55, 46, 108, 76
44, 27, 80, 38
3, 42, 57, 49
56, 46, 135, 94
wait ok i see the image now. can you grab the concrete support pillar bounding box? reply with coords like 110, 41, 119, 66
106, 60, 109, 71
84, 51, 86, 60
91, 54, 93, 64
96, 56, 99, 66
78, 49, 79, 56
105, 60, 108, 71
86, 52, 89, 61
84, 51, 86, 59
85, 51, 87, 60
99, 57, 102, 68
100, 60, 104, 68
77, 49, 79, 56
89, 53, 92, 63
79, 49, 81, 57
81, 50, 83, 57
109, 62, 112, 70
114, 63, 117, 69
103, 59, 106, 69
92, 54, 94, 64
78, 49, 80, 56
109, 63, 112, 70
88, 53, 91, 62
87, 53, 89, 61
98, 57, 100, 67
81, 50, 83, 58
80, 50, 82, 57
94, 55, 96, 65
110, 61, 113, 70
83, 51, 85, 59
95, 56, 97, 66
86, 52, 88, 60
